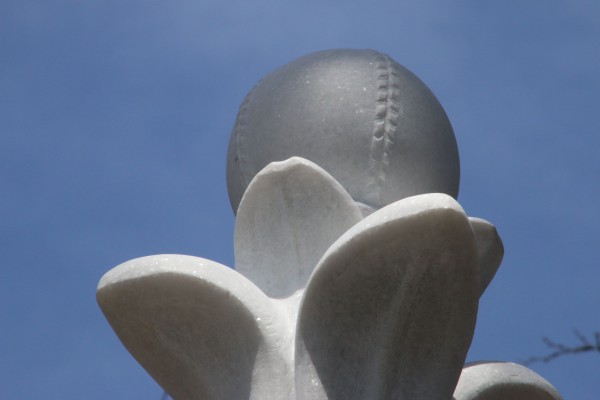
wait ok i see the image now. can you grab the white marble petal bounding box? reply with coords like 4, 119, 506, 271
97, 255, 293, 400
469, 217, 504, 297
234, 157, 363, 299
453, 362, 563, 400
295, 193, 480, 400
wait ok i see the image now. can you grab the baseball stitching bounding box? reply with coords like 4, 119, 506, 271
365, 52, 402, 207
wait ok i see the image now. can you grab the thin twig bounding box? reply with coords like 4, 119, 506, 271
573, 329, 590, 346
522, 330, 600, 365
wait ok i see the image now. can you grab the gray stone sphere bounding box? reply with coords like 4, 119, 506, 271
227, 49, 459, 214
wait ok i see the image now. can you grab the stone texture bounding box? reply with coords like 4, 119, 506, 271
97, 156, 510, 400
97, 48, 529, 400
453, 362, 563, 400
97, 255, 293, 400
227, 49, 459, 213
469, 217, 504, 296
296, 193, 479, 400
234, 157, 363, 300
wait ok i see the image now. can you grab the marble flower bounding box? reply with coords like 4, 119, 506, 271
97, 157, 559, 400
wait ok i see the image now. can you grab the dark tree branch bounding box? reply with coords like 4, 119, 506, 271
522, 329, 600, 365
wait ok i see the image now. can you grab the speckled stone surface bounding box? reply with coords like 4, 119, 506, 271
296, 193, 479, 400
96, 49, 563, 400
469, 217, 504, 296
453, 362, 563, 400
227, 49, 459, 213
234, 157, 362, 300
97, 255, 294, 400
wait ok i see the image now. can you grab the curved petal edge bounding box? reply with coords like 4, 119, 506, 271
469, 217, 504, 297
97, 254, 293, 400
453, 361, 563, 400
296, 193, 480, 400
234, 156, 363, 299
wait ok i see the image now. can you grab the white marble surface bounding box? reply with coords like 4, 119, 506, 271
234, 157, 362, 300
296, 193, 479, 400
97, 255, 293, 400
469, 217, 504, 297
95, 49, 557, 400
453, 362, 563, 400
97, 157, 512, 399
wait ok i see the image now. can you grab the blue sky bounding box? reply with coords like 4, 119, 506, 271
1, 1, 599, 398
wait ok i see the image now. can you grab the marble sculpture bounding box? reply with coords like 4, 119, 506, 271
97, 49, 563, 400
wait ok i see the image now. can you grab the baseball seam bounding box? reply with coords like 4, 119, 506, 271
366, 53, 401, 207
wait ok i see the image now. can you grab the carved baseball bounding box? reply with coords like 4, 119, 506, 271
227, 49, 460, 213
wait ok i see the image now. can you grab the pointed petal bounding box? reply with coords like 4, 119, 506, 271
97, 255, 293, 400
296, 193, 479, 400
469, 217, 504, 296
453, 362, 563, 400
234, 157, 363, 298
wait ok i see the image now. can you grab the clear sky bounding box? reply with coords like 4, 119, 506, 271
1, 1, 599, 398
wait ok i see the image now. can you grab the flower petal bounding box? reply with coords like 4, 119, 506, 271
97, 254, 293, 400
469, 217, 504, 297
453, 362, 563, 400
234, 157, 363, 299
295, 193, 479, 400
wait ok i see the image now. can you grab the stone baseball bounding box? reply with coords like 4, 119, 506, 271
227, 49, 460, 213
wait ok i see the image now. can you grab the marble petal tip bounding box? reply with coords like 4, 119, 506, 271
296, 192, 479, 400
234, 156, 363, 299
260, 156, 316, 173
97, 254, 294, 400
468, 217, 504, 296
97, 254, 181, 292
381, 192, 466, 218
454, 362, 563, 400
333, 193, 468, 249
96, 254, 237, 299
